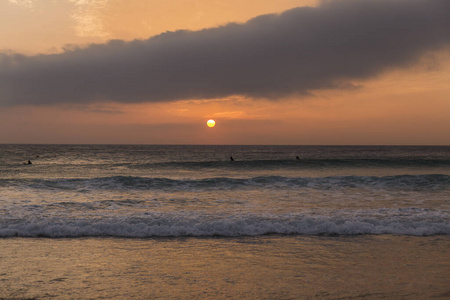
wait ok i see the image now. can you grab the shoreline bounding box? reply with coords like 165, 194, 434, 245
1, 235, 449, 299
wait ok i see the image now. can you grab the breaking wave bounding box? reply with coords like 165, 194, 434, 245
1, 208, 448, 238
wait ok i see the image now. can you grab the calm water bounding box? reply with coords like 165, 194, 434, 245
1, 145, 449, 237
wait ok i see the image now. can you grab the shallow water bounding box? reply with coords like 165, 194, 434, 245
1, 236, 449, 299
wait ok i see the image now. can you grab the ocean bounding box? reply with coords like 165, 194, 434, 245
1, 145, 449, 299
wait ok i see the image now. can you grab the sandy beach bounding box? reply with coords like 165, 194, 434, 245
1, 235, 449, 299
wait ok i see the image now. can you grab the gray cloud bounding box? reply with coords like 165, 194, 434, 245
1, 0, 449, 106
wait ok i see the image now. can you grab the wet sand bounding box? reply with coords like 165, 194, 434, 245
1, 235, 449, 299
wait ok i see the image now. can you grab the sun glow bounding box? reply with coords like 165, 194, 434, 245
206, 119, 216, 127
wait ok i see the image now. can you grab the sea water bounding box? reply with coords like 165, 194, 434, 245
1, 145, 448, 238
1, 145, 450, 299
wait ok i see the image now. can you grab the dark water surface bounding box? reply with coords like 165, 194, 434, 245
0, 145, 449, 237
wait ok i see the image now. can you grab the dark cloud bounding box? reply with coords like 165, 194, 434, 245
1, 0, 449, 106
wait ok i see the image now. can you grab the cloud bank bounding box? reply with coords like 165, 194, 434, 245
1, 0, 449, 106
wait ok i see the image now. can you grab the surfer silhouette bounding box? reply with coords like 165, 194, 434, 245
296, 156, 300, 160
230, 156, 234, 161
23, 160, 32, 165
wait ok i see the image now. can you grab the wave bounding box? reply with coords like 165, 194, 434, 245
1, 209, 448, 238
3, 174, 449, 191
3, 158, 449, 172
134, 158, 450, 170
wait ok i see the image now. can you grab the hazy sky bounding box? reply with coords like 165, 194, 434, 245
1, 0, 449, 145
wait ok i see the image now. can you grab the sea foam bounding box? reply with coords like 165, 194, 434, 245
1, 209, 448, 238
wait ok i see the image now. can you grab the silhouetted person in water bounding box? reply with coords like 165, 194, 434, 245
296, 156, 300, 160
23, 160, 32, 165
230, 156, 234, 161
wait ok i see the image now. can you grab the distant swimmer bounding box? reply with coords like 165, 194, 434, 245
296, 156, 300, 160
230, 156, 234, 161
23, 160, 32, 165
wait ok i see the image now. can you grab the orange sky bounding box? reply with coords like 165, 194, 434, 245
1, 0, 449, 145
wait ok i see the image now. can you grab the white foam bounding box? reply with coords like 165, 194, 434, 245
1, 210, 448, 238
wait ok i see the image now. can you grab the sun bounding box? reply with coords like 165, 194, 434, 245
206, 119, 216, 128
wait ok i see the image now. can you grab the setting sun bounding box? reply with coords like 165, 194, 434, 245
206, 119, 216, 128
